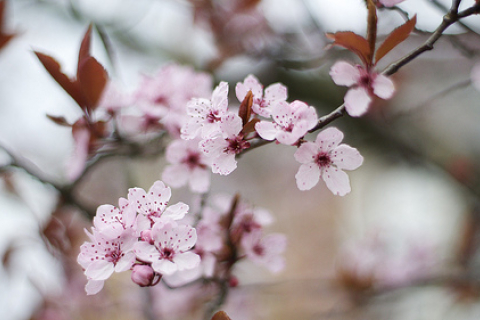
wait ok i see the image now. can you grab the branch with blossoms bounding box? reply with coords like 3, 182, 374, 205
7, 0, 480, 319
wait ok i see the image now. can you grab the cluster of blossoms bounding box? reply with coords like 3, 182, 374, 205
77, 179, 287, 294
77, 180, 199, 295
97, 66, 365, 196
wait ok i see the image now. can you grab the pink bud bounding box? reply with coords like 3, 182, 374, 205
131, 264, 155, 287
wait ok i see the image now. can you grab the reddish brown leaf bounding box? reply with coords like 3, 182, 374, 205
238, 90, 253, 127
375, 15, 417, 64
34, 51, 85, 108
77, 56, 108, 111
0, 1, 16, 51
77, 25, 92, 73
211, 311, 232, 320
46, 114, 72, 127
326, 31, 371, 66
242, 118, 260, 136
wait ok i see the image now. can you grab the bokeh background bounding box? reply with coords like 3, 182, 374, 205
2, 0, 480, 319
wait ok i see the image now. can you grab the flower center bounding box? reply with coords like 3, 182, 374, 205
161, 247, 175, 260
105, 246, 122, 264
183, 152, 205, 169
225, 137, 250, 155
315, 153, 331, 167
253, 244, 264, 256
206, 111, 221, 123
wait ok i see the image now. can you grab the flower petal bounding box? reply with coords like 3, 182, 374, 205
85, 260, 114, 280
344, 87, 372, 117
173, 252, 201, 271
329, 61, 361, 87
321, 166, 351, 196
295, 163, 321, 191
294, 141, 318, 164
331, 145, 364, 170
162, 164, 189, 188
255, 121, 277, 141
85, 279, 105, 295
373, 74, 395, 99
316, 127, 344, 152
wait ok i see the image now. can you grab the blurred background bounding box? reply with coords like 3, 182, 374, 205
2, 0, 480, 319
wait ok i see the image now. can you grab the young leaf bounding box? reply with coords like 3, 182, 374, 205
375, 15, 417, 64
77, 56, 108, 111
34, 51, 85, 108
0, 1, 15, 51
326, 32, 371, 66
238, 90, 253, 127
242, 118, 260, 136
78, 25, 92, 73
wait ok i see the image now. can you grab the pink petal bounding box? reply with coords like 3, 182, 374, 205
85, 260, 114, 280
115, 251, 136, 272
235, 74, 263, 102
220, 113, 243, 138
264, 83, 287, 102
189, 167, 210, 193
373, 74, 395, 99
211, 81, 229, 112
153, 259, 178, 275
329, 61, 361, 87
134, 241, 159, 262
162, 164, 189, 188
173, 252, 201, 271
316, 127, 344, 152
321, 166, 351, 196
331, 145, 364, 171
344, 87, 372, 117
85, 279, 105, 295
255, 121, 277, 141
294, 141, 318, 164
212, 153, 237, 175
295, 163, 321, 191
165, 139, 187, 163
163, 202, 189, 220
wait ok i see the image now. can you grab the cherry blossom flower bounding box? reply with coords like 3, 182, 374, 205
134, 220, 200, 275
93, 197, 137, 239
235, 74, 288, 117
294, 127, 363, 196
162, 139, 211, 193
255, 100, 318, 145
77, 229, 137, 295
241, 230, 287, 273
128, 180, 189, 230
181, 81, 230, 140
200, 113, 250, 175
330, 61, 394, 117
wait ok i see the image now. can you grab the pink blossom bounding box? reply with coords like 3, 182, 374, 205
330, 61, 394, 117
93, 197, 137, 239
200, 113, 250, 175
134, 221, 200, 275
241, 230, 287, 273
128, 180, 189, 230
77, 229, 137, 294
181, 81, 230, 140
294, 127, 363, 196
235, 74, 287, 117
161, 139, 211, 193
255, 100, 318, 145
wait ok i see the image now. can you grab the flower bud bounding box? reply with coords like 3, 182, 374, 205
131, 264, 155, 287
